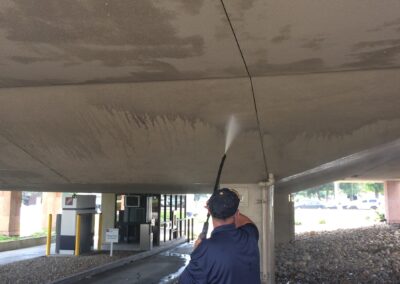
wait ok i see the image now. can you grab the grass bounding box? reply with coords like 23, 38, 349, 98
0, 235, 19, 242
318, 219, 326, 225
0, 230, 51, 242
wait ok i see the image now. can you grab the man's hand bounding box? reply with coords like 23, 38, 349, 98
194, 238, 202, 249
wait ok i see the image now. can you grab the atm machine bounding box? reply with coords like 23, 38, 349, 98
59, 195, 96, 254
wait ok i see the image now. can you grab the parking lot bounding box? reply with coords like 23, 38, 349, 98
295, 207, 383, 233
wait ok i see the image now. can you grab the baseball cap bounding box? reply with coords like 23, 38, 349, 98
208, 188, 240, 219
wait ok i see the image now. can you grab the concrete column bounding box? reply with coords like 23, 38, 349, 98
101, 193, 116, 244
274, 192, 294, 244
0, 191, 22, 236
42, 192, 62, 229
384, 181, 400, 224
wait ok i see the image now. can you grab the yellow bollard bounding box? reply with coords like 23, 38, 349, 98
97, 213, 103, 250
46, 214, 52, 256
75, 214, 81, 256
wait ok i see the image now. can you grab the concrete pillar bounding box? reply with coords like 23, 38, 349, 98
101, 193, 116, 244
274, 192, 294, 244
42, 192, 62, 229
0, 191, 22, 236
384, 181, 400, 224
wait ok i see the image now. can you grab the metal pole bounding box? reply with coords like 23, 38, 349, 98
179, 195, 183, 237
260, 174, 275, 284
263, 174, 275, 284
55, 214, 61, 254
75, 214, 81, 256
157, 194, 161, 246
97, 213, 103, 250
163, 195, 167, 242
191, 218, 194, 241
46, 214, 52, 256
187, 219, 190, 242
184, 195, 187, 236
169, 195, 173, 241
268, 183, 275, 284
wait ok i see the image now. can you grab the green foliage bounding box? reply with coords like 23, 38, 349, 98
364, 183, 384, 198
295, 182, 384, 203
375, 211, 386, 222
318, 219, 326, 225
0, 235, 19, 242
0, 231, 52, 242
295, 183, 334, 200
31, 231, 48, 238
339, 183, 363, 200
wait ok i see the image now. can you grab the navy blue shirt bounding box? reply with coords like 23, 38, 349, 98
179, 223, 260, 284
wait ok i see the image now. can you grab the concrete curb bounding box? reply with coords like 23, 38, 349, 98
51, 238, 188, 284
0, 236, 54, 252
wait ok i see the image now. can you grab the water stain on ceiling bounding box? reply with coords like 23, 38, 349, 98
0, 0, 204, 67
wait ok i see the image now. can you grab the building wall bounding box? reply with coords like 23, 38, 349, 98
0, 191, 21, 236
41, 192, 62, 229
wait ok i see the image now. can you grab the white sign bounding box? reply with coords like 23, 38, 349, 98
105, 228, 119, 243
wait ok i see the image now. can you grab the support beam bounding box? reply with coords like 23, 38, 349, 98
384, 181, 400, 225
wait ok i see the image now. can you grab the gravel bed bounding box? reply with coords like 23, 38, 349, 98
276, 225, 400, 283
0, 251, 139, 284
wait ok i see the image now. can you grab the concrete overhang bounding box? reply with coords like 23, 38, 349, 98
1, 1, 400, 193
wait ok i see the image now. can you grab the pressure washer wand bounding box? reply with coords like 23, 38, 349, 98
198, 154, 227, 240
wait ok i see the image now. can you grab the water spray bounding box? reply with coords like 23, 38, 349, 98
225, 115, 240, 154
199, 116, 239, 240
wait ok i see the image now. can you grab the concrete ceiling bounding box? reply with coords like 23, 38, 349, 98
0, 0, 400, 193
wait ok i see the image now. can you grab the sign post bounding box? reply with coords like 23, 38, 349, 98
105, 228, 119, 257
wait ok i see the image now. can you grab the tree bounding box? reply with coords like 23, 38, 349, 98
339, 183, 362, 200
364, 183, 384, 198
296, 183, 334, 200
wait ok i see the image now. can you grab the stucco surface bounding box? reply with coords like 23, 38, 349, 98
0, 1, 400, 193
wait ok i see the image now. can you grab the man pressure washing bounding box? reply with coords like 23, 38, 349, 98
179, 187, 261, 284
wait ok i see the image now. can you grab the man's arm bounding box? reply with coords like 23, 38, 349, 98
235, 212, 254, 228
235, 212, 259, 240
179, 241, 208, 284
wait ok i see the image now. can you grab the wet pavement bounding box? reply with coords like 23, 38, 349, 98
74, 243, 193, 284
0, 244, 54, 266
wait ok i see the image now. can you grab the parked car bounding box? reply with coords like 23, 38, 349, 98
295, 200, 326, 209
342, 198, 382, 210
324, 200, 339, 209
357, 198, 381, 210
342, 200, 359, 209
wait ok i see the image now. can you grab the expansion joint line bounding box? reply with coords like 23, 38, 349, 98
0, 131, 71, 183
220, 0, 269, 177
